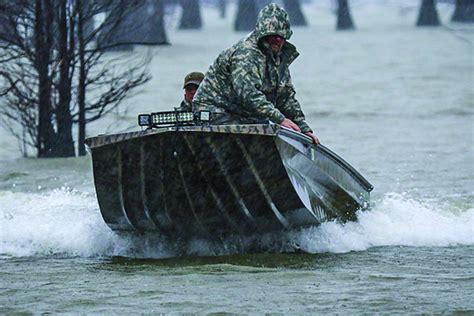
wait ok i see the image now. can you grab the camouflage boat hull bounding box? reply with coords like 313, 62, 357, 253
85, 124, 373, 239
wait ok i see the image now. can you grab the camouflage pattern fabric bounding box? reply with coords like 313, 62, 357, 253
193, 3, 311, 133
176, 99, 192, 111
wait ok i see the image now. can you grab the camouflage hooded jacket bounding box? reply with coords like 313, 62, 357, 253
193, 3, 311, 133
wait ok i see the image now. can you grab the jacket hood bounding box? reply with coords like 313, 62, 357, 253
255, 3, 293, 42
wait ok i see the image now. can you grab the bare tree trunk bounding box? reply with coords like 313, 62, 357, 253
99, 3, 137, 51
452, 0, 474, 22
234, 0, 258, 32
179, 0, 202, 29
77, 0, 87, 156
417, 0, 441, 26
22, 126, 27, 157
283, 0, 307, 27
82, 2, 95, 41
138, 0, 169, 45
99, 0, 168, 50
337, 0, 355, 30
55, 0, 76, 157
35, 0, 57, 157
217, 0, 226, 19
0, 1, 15, 43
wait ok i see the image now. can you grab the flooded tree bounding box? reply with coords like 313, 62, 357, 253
99, 0, 169, 51
56, 0, 75, 156
0, 0, 151, 157
283, 0, 307, 27
179, 0, 202, 29
337, 0, 355, 30
0, 1, 16, 43
217, 0, 227, 19
140, 0, 169, 44
452, 0, 474, 22
234, 0, 258, 32
416, 0, 441, 26
143, 0, 169, 44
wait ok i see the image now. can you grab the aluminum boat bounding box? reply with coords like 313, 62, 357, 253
85, 118, 373, 239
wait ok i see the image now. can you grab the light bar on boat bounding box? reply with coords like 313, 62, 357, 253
138, 110, 211, 128
151, 111, 193, 125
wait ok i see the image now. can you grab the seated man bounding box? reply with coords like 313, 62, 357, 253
176, 71, 204, 111
193, 3, 319, 144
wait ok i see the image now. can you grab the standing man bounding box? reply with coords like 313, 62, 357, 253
193, 3, 319, 144
177, 71, 204, 111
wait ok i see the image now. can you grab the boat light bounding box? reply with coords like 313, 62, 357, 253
137, 111, 212, 128
200, 111, 210, 122
150, 111, 194, 125
138, 114, 151, 127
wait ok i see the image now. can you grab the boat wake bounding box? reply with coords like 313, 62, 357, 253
0, 189, 472, 259
294, 192, 474, 253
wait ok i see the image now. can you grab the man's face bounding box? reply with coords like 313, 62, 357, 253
265, 35, 286, 53
184, 84, 198, 103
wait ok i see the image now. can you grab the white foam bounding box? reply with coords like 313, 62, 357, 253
0, 189, 185, 258
0, 189, 119, 257
1, 190, 472, 258
294, 193, 474, 253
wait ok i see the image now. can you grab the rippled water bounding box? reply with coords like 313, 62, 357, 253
1, 1, 473, 313
2, 247, 473, 314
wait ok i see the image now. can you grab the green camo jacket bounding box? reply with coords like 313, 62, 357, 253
193, 3, 311, 133
176, 99, 192, 111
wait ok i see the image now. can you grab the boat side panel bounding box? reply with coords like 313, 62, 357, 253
91, 146, 134, 230
233, 135, 312, 228
277, 128, 373, 193
276, 137, 362, 222
120, 140, 156, 231
170, 133, 227, 237
202, 133, 282, 230
181, 133, 252, 235
157, 133, 202, 236
147, 132, 242, 238
142, 137, 175, 232
313, 146, 370, 208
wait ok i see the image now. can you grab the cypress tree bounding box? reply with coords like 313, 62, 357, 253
452, 0, 474, 23
234, 0, 258, 32
337, 0, 355, 30
179, 0, 203, 29
283, 0, 307, 27
416, 0, 441, 26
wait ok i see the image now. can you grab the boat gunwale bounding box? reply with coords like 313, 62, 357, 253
85, 124, 280, 149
